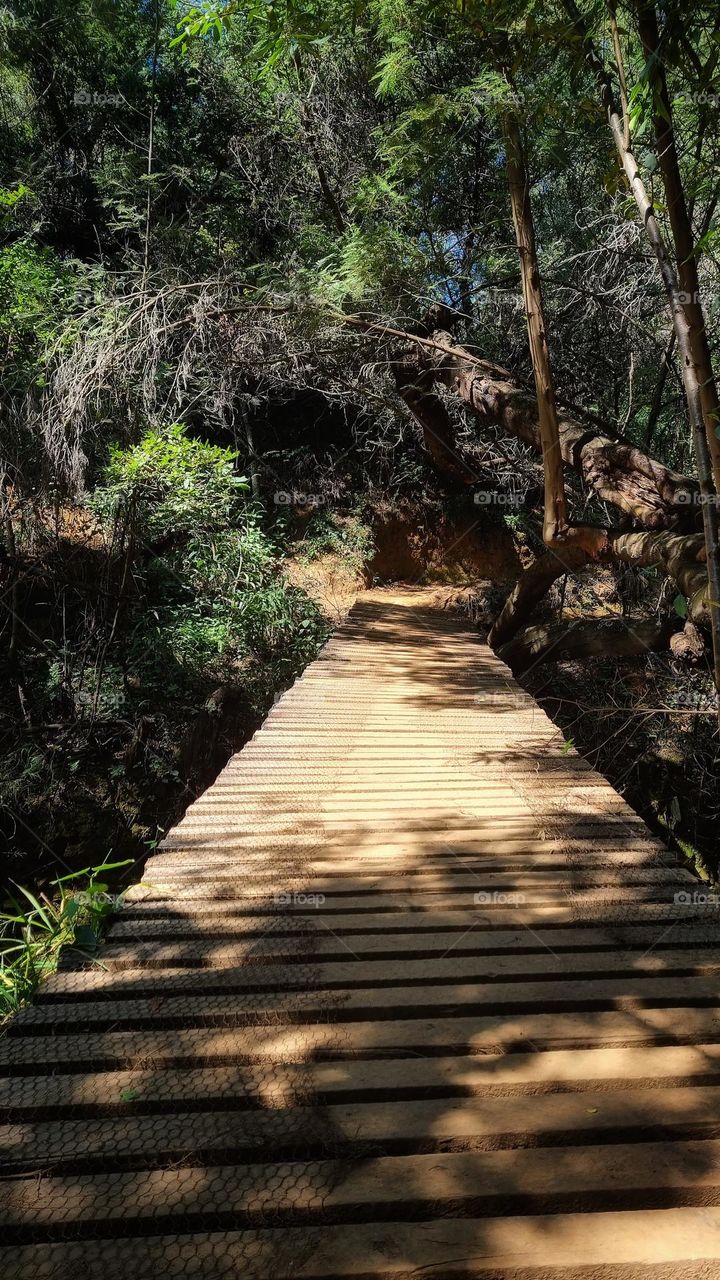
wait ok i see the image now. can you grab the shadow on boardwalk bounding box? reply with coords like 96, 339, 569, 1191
1, 589, 720, 1277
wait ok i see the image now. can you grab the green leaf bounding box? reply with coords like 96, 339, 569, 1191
10, 884, 53, 930
672, 594, 688, 619
73, 924, 99, 950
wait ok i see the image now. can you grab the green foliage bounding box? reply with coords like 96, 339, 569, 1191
0, 860, 132, 1022
0, 182, 33, 227
0, 238, 77, 390
89, 425, 328, 710
90, 424, 249, 540
293, 510, 374, 570
134, 528, 327, 698
328, 224, 430, 302
238, 583, 327, 670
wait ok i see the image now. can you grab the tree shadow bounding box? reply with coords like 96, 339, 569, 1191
1, 588, 720, 1277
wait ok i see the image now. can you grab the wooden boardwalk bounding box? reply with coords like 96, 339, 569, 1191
3, 587, 720, 1278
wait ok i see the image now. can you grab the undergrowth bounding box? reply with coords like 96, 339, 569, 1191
0, 860, 132, 1024
1, 425, 330, 883
290, 509, 375, 570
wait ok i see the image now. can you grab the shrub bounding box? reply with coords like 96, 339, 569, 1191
90, 422, 249, 540
293, 510, 374, 570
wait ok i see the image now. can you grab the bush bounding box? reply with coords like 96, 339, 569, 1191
293, 510, 374, 570
90, 422, 250, 540
90, 424, 329, 709
0, 235, 78, 391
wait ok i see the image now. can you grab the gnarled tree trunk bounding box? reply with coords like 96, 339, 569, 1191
396, 328, 697, 528
563, 0, 720, 712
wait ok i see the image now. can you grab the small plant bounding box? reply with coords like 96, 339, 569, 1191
293, 511, 374, 571
0, 859, 132, 1024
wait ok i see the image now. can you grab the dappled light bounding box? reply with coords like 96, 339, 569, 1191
4, 0, 720, 1274
2, 589, 720, 1276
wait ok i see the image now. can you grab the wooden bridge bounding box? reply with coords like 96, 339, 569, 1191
3, 588, 720, 1278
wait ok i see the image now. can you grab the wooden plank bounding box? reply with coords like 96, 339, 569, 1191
3, 587, 717, 1280
7, 1006, 720, 1066
5, 1140, 720, 1228
6, 1043, 720, 1116
8, 1086, 720, 1171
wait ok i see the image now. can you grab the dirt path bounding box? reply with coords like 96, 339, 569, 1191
2, 587, 720, 1277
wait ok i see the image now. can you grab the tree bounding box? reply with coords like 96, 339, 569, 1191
562, 0, 720, 715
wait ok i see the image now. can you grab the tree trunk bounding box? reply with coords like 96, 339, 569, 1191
502, 114, 569, 546
393, 356, 478, 487
498, 616, 674, 672
489, 545, 591, 647
644, 329, 675, 449
401, 328, 697, 528
488, 526, 711, 649
607, 528, 710, 625
636, 2, 720, 486
563, 0, 720, 714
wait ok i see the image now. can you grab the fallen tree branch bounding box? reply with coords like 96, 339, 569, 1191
419, 328, 697, 529
225, 299, 698, 529
497, 616, 675, 672
607, 530, 709, 625
488, 546, 592, 647
392, 357, 478, 487
489, 528, 711, 650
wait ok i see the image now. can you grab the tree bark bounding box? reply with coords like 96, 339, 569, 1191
393, 356, 478, 487
607, 528, 709, 625
636, 2, 720, 486
502, 114, 569, 545
488, 526, 710, 649
498, 616, 674, 672
489, 545, 591, 647
403, 328, 697, 528
563, 0, 720, 712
